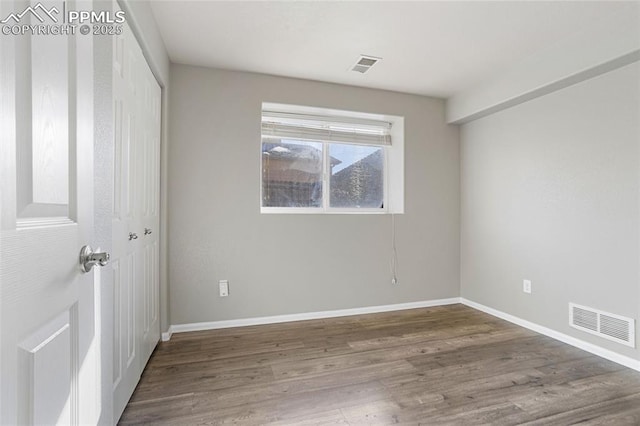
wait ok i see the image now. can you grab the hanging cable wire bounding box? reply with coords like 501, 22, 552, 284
391, 213, 398, 284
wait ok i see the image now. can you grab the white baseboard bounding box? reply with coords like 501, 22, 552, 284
161, 296, 640, 372
164, 297, 462, 338
461, 298, 640, 372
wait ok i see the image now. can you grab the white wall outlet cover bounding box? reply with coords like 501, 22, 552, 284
219, 280, 229, 297
523, 279, 532, 294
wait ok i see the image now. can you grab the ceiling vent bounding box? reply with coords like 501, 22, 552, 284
352, 55, 380, 74
570, 303, 635, 348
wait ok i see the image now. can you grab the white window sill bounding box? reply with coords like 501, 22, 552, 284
260, 207, 397, 214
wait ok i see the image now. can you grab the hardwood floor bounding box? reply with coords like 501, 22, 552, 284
119, 304, 640, 425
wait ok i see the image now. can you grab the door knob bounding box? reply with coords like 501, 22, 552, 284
144, 228, 152, 235
129, 232, 138, 241
79, 245, 110, 273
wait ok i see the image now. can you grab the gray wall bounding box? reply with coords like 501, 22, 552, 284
460, 62, 640, 360
168, 64, 460, 325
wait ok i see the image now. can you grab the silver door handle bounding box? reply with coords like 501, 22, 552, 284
79, 245, 110, 273
144, 228, 152, 235
129, 232, 138, 240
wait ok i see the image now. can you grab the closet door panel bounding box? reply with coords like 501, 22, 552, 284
138, 47, 161, 366
112, 17, 160, 421
112, 20, 142, 421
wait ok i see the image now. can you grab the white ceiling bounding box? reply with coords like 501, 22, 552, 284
150, 1, 639, 99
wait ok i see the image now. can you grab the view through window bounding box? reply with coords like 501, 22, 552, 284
261, 106, 401, 213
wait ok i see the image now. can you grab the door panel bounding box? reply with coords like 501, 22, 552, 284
112, 17, 161, 421
18, 309, 74, 426
112, 19, 139, 418
139, 49, 161, 365
112, 259, 121, 387
29, 17, 69, 210
0, 1, 99, 424
15, 1, 71, 220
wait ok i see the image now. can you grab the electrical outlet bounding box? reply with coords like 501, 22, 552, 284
523, 279, 532, 294
219, 280, 229, 297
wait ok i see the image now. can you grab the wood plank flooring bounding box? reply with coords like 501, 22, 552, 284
119, 304, 640, 425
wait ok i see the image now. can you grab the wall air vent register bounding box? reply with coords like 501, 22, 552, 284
570, 303, 635, 348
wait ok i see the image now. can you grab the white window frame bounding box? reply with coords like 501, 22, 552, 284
260, 103, 404, 215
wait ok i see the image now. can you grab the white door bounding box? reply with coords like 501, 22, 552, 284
137, 46, 161, 368
111, 18, 140, 418
0, 0, 103, 425
112, 19, 161, 421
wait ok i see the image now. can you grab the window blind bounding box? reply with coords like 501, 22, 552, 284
262, 111, 392, 146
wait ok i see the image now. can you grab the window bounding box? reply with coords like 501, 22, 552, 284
261, 104, 404, 213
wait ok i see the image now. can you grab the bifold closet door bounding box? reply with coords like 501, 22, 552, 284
112, 18, 161, 421
138, 43, 161, 368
